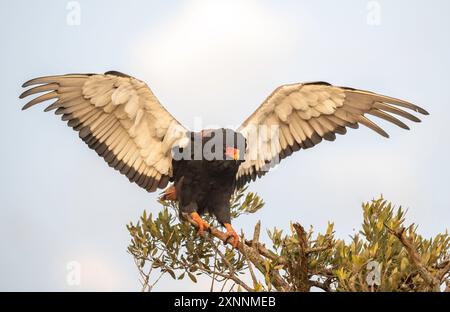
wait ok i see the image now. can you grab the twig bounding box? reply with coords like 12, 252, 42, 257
309, 280, 333, 292
220, 278, 229, 292
252, 221, 261, 248
210, 243, 219, 292
438, 260, 450, 283
385, 224, 440, 291
209, 237, 236, 274
306, 244, 332, 255
133, 257, 153, 292
292, 223, 310, 292
435, 258, 450, 270
246, 222, 261, 288
183, 212, 290, 291
246, 259, 259, 290
199, 262, 253, 292
199, 234, 254, 292
149, 272, 165, 291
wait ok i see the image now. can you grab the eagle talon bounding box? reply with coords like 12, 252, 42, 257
224, 223, 239, 248
190, 212, 210, 237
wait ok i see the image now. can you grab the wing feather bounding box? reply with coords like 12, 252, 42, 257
20, 72, 188, 192
236, 82, 428, 188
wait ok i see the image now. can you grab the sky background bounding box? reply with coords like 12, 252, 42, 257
0, 0, 449, 291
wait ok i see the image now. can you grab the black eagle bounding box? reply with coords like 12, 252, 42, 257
20, 71, 428, 247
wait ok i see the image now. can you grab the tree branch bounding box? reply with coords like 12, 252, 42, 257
245, 222, 261, 288
438, 259, 450, 283
198, 262, 253, 292
386, 225, 441, 291
183, 212, 290, 291
292, 223, 310, 292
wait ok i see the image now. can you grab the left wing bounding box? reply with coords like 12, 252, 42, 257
236, 82, 428, 188
20, 71, 189, 192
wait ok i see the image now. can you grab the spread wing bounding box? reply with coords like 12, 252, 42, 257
20, 71, 189, 192
236, 82, 429, 188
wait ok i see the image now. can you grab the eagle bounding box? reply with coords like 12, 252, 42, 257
20, 71, 428, 248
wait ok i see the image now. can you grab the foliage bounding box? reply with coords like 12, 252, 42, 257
127, 190, 450, 292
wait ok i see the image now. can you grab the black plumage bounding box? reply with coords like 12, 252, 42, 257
171, 129, 246, 226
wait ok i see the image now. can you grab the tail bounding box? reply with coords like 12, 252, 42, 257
160, 184, 177, 201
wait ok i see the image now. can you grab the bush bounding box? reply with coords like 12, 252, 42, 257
127, 189, 450, 292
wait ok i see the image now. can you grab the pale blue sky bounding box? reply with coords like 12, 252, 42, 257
0, 0, 449, 291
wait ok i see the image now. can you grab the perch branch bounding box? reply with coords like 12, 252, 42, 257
183, 213, 290, 291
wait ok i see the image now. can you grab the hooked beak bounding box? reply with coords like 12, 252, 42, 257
225, 147, 239, 160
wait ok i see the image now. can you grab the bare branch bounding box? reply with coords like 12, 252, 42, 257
252, 221, 261, 248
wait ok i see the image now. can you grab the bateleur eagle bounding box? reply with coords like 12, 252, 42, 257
20, 71, 429, 248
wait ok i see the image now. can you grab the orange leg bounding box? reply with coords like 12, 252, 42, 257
191, 212, 210, 236
161, 185, 177, 201
224, 223, 239, 248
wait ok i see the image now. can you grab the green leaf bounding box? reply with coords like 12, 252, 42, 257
188, 272, 197, 283
400, 257, 408, 272
167, 269, 176, 280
